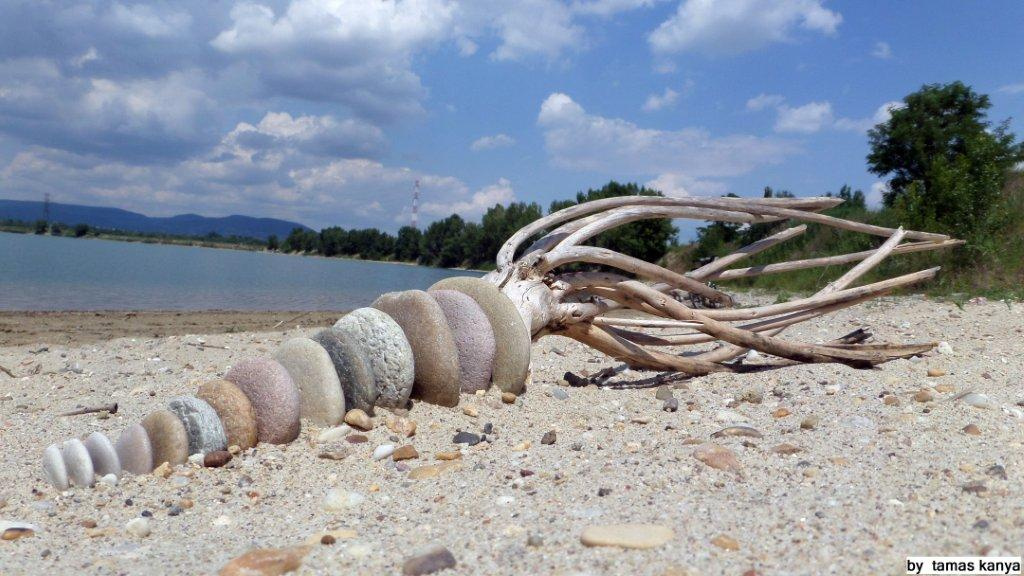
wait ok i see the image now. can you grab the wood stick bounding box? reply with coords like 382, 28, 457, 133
688, 225, 807, 280
0, 365, 15, 378
60, 403, 118, 417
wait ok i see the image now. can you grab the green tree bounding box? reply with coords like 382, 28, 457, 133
50, 222, 63, 236
73, 223, 90, 237
394, 226, 422, 262
421, 215, 467, 267
266, 234, 279, 251
34, 220, 48, 234
479, 202, 543, 264
867, 81, 1023, 238
549, 181, 677, 263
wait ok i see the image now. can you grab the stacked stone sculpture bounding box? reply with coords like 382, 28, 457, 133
41, 277, 530, 489
41, 194, 960, 490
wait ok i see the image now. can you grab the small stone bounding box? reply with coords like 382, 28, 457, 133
386, 416, 417, 438
802, 467, 819, 478
323, 488, 365, 511
180, 498, 194, 509
771, 443, 803, 455
501, 392, 517, 404
739, 389, 763, 404
452, 431, 481, 445
321, 535, 336, 545
372, 445, 395, 461
153, 461, 172, 478
125, 517, 151, 538
435, 451, 462, 461
344, 409, 373, 431
772, 407, 791, 418
800, 415, 820, 430
710, 534, 740, 551
392, 445, 419, 461
401, 543, 457, 576
98, 473, 117, 486
318, 445, 352, 461
692, 443, 741, 471
541, 430, 557, 445
80, 519, 98, 529
526, 534, 544, 547
345, 434, 368, 444
462, 406, 479, 418
937, 341, 953, 355
204, 451, 232, 468
962, 424, 982, 436
914, 389, 935, 403
962, 481, 987, 495
927, 368, 946, 377
580, 524, 674, 549
710, 426, 762, 439
408, 461, 461, 480
317, 425, 352, 443
714, 409, 748, 423
883, 395, 900, 406
663, 398, 679, 412
552, 389, 569, 400
935, 383, 956, 394
512, 441, 531, 451
1, 522, 38, 541
597, 487, 612, 497
958, 393, 998, 410
655, 387, 674, 401
220, 546, 310, 576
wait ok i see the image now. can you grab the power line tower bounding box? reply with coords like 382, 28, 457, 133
411, 179, 420, 229
43, 193, 51, 223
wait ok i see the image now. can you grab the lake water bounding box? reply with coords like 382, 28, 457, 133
0, 232, 478, 311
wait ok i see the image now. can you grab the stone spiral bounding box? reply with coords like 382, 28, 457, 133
39, 277, 531, 490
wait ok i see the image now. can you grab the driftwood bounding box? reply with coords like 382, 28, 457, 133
484, 194, 960, 376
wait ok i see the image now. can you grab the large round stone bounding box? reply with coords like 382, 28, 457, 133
333, 308, 415, 408
141, 409, 189, 467
83, 432, 121, 478
41, 443, 69, 490
168, 397, 228, 456
196, 379, 258, 450
429, 276, 531, 394
61, 438, 94, 488
429, 289, 496, 393
116, 423, 153, 475
312, 328, 378, 413
372, 290, 460, 407
274, 337, 346, 426
225, 357, 301, 444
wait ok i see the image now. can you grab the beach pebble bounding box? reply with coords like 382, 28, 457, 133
317, 425, 352, 443
430, 289, 496, 393
914, 389, 935, 403
552, 388, 569, 400
274, 337, 346, 426
323, 488, 365, 511
541, 430, 557, 445
663, 398, 679, 412
83, 432, 121, 479
372, 290, 461, 407
711, 534, 740, 551
927, 368, 946, 377
115, 423, 154, 475
204, 450, 232, 468
141, 409, 190, 467
333, 308, 415, 408
196, 380, 259, 451
343, 409, 373, 431
225, 357, 301, 444
937, 341, 954, 355
580, 524, 674, 549
800, 415, 820, 430
386, 416, 417, 438
220, 546, 309, 576
402, 543, 457, 576
168, 397, 228, 455
125, 517, 151, 538
61, 438, 95, 487
453, 431, 481, 445
313, 328, 379, 413
430, 276, 531, 394
1, 521, 39, 541
372, 444, 395, 461
711, 426, 763, 439
692, 443, 741, 471
392, 445, 419, 461
41, 443, 69, 490
502, 392, 517, 404
715, 409, 748, 423
98, 473, 117, 486
958, 392, 998, 410
408, 461, 461, 480
962, 423, 981, 436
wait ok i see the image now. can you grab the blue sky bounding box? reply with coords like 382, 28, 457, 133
0, 1, 1021, 238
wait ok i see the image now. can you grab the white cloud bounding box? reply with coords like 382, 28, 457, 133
470, 133, 516, 151
71, 47, 100, 68
774, 101, 833, 133
538, 92, 798, 178
746, 93, 785, 111
998, 83, 1024, 95
871, 41, 892, 59
649, 0, 842, 55
868, 181, 888, 207
642, 87, 679, 112
570, 0, 667, 16
420, 177, 516, 217
834, 100, 903, 133
645, 173, 728, 197
109, 3, 193, 38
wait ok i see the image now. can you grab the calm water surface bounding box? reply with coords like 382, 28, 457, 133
0, 232, 477, 310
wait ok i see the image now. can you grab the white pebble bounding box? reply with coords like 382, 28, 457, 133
347, 542, 373, 558
323, 488, 365, 511
125, 517, 151, 538
212, 515, 232, 526
372, 444, 395, 461
959, 392, 998, 410
937, 341, 954, 355
98, 473, 118, 486
744, 350, 761, 362
714, 409, 748, 423
318, 425, 352, 443
188, 453, 205, 466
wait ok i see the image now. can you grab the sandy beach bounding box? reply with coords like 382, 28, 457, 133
0, 295, 1021, 575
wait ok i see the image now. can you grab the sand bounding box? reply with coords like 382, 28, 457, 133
0, 295, 1021, 575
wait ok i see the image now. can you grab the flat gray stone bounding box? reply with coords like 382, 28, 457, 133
430, 289, 496, 393
225, 357, 302, 444
61, 438, 94, 488
274, 337, 346, 426
168, 397, 228, 455
312, 328, 379, 414
334, 308, 415, 408
41, 443, 69, 490
83, 432, 121, 478
373, 290, 460, 407
116, 423, 153, 475
430, 276, 531, 394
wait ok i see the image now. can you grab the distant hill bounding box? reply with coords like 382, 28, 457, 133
0, 199, 311, 240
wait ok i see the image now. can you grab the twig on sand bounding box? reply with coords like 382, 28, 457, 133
60, 403, 118, 417
273, 311, 311, 329
186, 342, 229, 351
0, 365, 15, 378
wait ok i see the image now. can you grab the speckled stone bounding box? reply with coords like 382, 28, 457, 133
225, 357, 301, 444
333, 308, 415, 408
41, 443, 69, 490
196, 379, 259, 450
61, 438, 94, 487
429, 289, 496, 393
141, 409, 189, 467
429, 276, 530, 394
312, 328, 378, 414
83, 432, 121, 478
372, 290, 460, 408
274, 337, 346, 426
115, 423, 153, 475
168, 397, 228, 455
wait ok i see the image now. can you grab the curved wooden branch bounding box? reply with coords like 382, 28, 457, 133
688, 225, 807, 280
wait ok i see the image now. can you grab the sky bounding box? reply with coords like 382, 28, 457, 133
0, 0, 1022, 238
